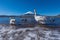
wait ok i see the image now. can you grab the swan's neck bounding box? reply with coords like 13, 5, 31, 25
34, 9, 36, 17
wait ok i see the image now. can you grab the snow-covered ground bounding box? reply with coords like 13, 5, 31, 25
0, 26, 60, 40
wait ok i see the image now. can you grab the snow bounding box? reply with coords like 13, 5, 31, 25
0, 26, 60, 40
28, 32, 36, 37
24, 36, 31, 40
25, 11, 33, 14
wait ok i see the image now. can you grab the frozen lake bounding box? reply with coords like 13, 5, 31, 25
0, 25, 60, 40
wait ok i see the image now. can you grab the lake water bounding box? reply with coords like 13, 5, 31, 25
0, 17, 9, 24
0, 17, 21, 24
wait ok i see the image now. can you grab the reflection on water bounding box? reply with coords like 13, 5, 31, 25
0, 24, 60, 40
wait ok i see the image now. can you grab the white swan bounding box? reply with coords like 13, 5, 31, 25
34, 9, 46, 24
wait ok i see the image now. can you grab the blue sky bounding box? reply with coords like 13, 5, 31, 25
0, 0, 60, 16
